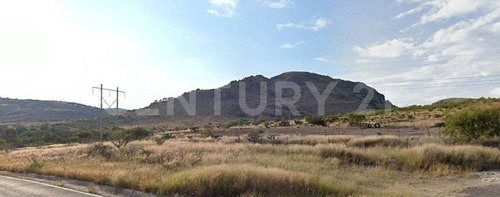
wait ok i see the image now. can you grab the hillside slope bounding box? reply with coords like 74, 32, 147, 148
0, 97, 103, 123
144, 72, 392, 118
432, 98, 472, 105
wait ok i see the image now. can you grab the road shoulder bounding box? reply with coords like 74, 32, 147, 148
0, 171, 155, 197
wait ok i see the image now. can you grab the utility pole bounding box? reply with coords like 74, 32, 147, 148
92, 84, 126, 138
100, 84, 103, 137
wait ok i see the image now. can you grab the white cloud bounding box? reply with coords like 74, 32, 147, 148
314, 57, 335, 62
490, 88, 500, 97
347, 0, 500, 106
207, 0, 239, 18
354, 38, 416, 58
393, 1, 432, 19
279, 41, 305, 49
277, 18, 330, 31
260, 0, 295, 9
395, 0, 500, 26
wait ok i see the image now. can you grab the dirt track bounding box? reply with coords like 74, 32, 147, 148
453, 171, 500, 197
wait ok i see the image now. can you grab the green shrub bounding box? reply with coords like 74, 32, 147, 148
154, 133, 175, 145
345, 113, 366, 127
0, 139, 8, 152
154, 137, 166, 145
305, 116, 327, 127
110, 127, 151, 148
247, 130, 264, 143
27, 154, 47, 170
87, 143, 115, 161
202, 126, 213, 137
128, 127, 152, 140
443, 108, 500, 142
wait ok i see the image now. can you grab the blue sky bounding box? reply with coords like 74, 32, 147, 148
1, 0, 499, 109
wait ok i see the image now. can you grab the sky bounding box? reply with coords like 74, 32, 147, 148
0, 0, 499, 109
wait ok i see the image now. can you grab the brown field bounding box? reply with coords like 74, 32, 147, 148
0, 128, 499, 196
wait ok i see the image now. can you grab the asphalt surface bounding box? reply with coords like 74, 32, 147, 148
0, 175, 101, 197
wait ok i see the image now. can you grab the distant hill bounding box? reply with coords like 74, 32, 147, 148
144, 72, 393, 118
0, 97, 103, 123
432, 98, 472, 105
104, 108, 128, 116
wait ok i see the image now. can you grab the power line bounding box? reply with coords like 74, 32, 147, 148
324, 56, 500, 73
316, 50, 500, 68
365, 74, 500, 85
373, 79, 500, 88
377, 81, 500, 91
92, 84, 126, 138
120, 75, 500, 100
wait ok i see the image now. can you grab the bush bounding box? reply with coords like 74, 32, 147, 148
443, 108, 500, 142
0, 139, 8, 152
247, 130, 264, 143
154, 133, 175, 145
345, 113, 366, 127
154, 137, 166, 145
202, 126, 213, 138
87, 143, 115, 161
305, 116, 327, 127
27, 154, 47, 170
110, 127, 151, 148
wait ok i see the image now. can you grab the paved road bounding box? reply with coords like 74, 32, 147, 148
0, 175, 101, 197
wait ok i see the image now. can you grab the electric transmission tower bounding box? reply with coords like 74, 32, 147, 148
92, 84, 126, 138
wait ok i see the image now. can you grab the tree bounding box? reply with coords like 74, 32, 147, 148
110, 127, 151, 148
3, 128, 19, 148
443, 108, 500, 142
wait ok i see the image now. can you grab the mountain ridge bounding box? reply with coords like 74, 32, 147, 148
0, 97, 103, 123
144, 72, 393, 118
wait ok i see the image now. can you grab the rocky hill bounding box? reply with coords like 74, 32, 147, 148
144, 72, 392, 118
0, 97, 103, 123
432, 98, 472, 105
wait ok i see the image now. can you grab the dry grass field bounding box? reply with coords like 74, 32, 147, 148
0, 132, 499, 196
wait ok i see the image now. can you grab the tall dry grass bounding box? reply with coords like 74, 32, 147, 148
158, 164, 356, 196
0, 134, 498, 196
319, 144, 500, 172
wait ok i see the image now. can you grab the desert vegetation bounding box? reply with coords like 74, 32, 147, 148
0, 98, 499, 196
0, 131, 499, 196
443, 107, 500, 142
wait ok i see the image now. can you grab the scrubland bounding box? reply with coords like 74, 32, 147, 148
0, 134, 499, 196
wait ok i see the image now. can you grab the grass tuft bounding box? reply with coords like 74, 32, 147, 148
346, 136, 406, 148
159, 164, 357, 197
